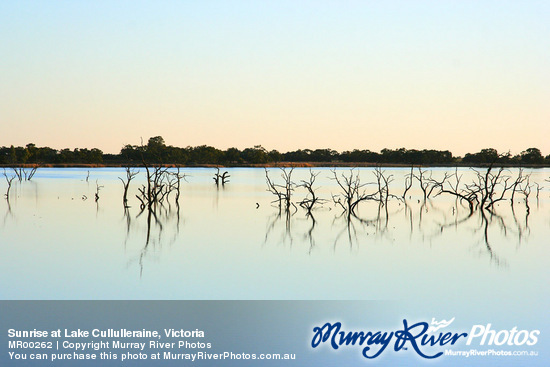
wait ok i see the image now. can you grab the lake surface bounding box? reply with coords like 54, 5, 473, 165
0, 167, 548, 305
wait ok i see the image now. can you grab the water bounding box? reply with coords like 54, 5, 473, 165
1, 166, 548, 303
1, 166, 549, 364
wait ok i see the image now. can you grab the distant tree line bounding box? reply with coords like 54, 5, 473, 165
1, 137, 549, 166
0, 143, 103, 164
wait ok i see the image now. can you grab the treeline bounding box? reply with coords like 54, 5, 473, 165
1, 137, 549, 166
0, 144, 103, 165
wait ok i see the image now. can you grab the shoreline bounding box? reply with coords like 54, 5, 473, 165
2, 162, 550, 169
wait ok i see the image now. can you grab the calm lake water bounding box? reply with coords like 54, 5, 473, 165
0, 166, 548, 306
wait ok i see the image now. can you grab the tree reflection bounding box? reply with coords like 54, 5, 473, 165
124, 167, 187, 278
303, 213, 316, 254
262, 177, 536, 266
264, 207, 296, 248
2, 197, 13, 228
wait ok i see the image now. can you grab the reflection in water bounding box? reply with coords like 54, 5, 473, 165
3, 167, 546, 263
264, 207, 296, 248
213, 167, 230, 187
261, 166, 543, 270
3, 170, 16, 201
132, 197, 184, 278
2, 171, 16, 229
302, 214, 316, 254
117, 165, 190, 277
0, 167, 549, 301
2, 198, 12, 229
119, 167, 139, 208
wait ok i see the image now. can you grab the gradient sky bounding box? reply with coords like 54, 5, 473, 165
1, 1, 548, 156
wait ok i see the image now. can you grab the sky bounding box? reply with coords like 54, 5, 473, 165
1, 1, 549, 156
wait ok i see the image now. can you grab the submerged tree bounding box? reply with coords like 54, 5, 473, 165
95, 180, 104, 202
135, 165, 187, 211
297, 169, 326, 215
213, 167, 230, 187
431, 169, 477, 214
413, 167, 438, 201
119, 167, 139, 208
171, 167, 187, 205
265, 167, 295, 212
402, 166, 414, 199
3, 170, 15, 200
466, 164, 516, 211
12, 167, 23, 182
373, 166, 398, 207
330, 168, 379, 219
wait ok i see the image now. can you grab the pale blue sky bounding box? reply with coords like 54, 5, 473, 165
1, 1, 548, 155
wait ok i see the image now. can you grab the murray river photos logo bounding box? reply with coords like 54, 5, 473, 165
311, 318, 540, 360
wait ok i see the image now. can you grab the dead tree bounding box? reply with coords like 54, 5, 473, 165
137, 165, 169, 210
147, 166, 163, 206
373, 166, 398, 207
297, 169, 326, 215
3, 170, 15, 199
158, 171, 180, 205
213, 167, 230, 186
95, 180, 104, 202
431, 169, 477, 214
135, 164, 186, 211
518, 177, 532, 214
136, 191, 146, 210
9, 165, 40, 182
413, 168, 436, 200
213, 167, 221, 186
534, 182, 542, 201
170, 167, 187, 205
265, 167, 295, 212
221, 171, 230, 185
156, 167, 187, 206
163, 172, 177, 204
265, 169, 284, 207
12, 167, 23, 182
468, 164, 514, 210
24, 164, 40, 181
483, 168, 513, 209
119, 167, 139, 207
402, 166, 414, 199
510, 168, 527, 204
330, 168, 379, 219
